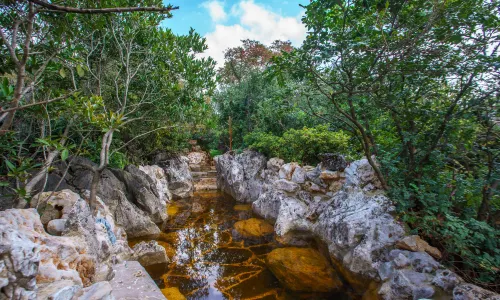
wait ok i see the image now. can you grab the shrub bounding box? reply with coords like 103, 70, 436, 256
209, 149, 222, 157
244, 125, 353, 164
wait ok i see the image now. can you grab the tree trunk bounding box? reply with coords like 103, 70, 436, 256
89, 167, 102, 212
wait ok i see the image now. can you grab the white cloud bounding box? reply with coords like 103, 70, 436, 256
201, 0, 306, 68
202, 1, 227, 23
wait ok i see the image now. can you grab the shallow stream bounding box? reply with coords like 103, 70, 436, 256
130, 192, 351, 300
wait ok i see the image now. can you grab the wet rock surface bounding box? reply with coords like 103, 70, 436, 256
131, 192, 347, 300
266, 247, 342, 292
233, 218, 274, 239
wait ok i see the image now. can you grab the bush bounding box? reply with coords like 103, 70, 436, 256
244, 125, 353, 164
209, 149, 222, 157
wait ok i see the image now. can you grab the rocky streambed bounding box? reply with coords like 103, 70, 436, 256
214, 151, 500, 300
130, 191, 351, 299
1, 149, 499, 299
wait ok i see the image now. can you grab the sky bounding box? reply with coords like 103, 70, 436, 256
162, 0, 308, 67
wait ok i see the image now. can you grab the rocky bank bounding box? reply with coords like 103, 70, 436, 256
215, 150, 500, 300
0, 153, 195, 300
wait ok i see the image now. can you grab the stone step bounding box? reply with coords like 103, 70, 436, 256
194, 184, 218, 191
191, 171, 217, 177
110, 261, 165, 299
196, 177, 217, 184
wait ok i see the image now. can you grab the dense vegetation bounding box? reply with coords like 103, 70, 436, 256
0, 0, 216, 206
1, 0, 498, 291
213, 0, 500, 289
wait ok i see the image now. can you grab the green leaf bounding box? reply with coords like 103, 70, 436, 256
76, 65, 85, 77
59, 68, 66, 78
61, 149, 69, 161
5, 159, 15, 171
36, 138, 51, 146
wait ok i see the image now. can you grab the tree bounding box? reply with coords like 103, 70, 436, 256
272, 0, 500, 285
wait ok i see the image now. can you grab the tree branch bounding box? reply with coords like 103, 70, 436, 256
29, 0, 179, 14
0, 92, 76, 114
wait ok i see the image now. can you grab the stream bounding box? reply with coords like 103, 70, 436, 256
130, 191, 351, 300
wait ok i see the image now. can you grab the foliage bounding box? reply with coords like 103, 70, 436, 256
268, 0, 500, 287
245, 125, 352, 164
209, 149, 222, 158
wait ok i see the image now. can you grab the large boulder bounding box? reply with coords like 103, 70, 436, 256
215, 151, 267, 203
68, 157, 126, 206
113, 190, 160, 239
266, 247, 342, 292
0, 209, 97, 299
139, 165, 172, 204
111, 166, 167, 224
252, 189, 290, 221
159, 156, 194, 199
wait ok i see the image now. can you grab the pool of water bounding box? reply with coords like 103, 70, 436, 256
129, 192, 351, 300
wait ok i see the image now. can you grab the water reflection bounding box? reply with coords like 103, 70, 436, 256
130, 192, 350, 300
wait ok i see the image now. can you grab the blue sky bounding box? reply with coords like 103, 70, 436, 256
162, 0, 308, 66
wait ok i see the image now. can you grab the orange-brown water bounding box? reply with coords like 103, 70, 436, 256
129, 192, 351, 300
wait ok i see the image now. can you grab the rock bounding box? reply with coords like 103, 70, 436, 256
291, 166, 306, 184
302, 181, 326, 194
33, 173, 74, 195
78, 281, 114, 300
47, 218, 68, 236
267, 157, 284, 172
68, 157, 127, 208
273, 179, 300, 193
139, 165, 172, 204
388, 250, 439, 273
31, 189, 80, 225
111, 166, 167, 224
132, 241, 169, 267
36, 280, 82, 300
110, 261, 164, 299
278, 163, 299, 180
215, 151, 267, 203
266, 247, 342, 292
161, 156, 194, 199
187, 151, 209, 166
162, 287, 186, 300
233, 218, 274, 238
379, 269, 435, 300
113, 190, 160, 239
305, 164, 322, 181
0, 208, 96, 296
432, 269, 463, 292
328, 180, 344, 193
216, 151, 500, 300
453, 283, 500, 300
0, 210, 40, 299
252, 189, 289, 221
344, 157, 382, 190
396, 235, 442, 259
319, 153, 347, 171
